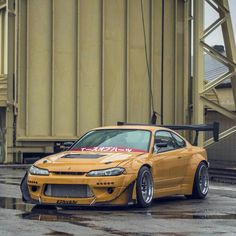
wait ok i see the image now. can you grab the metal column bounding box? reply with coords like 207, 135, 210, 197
0, 0, 16, 163
193, 0, 205, 146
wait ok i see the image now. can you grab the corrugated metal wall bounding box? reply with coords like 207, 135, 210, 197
17, 0, 188, 141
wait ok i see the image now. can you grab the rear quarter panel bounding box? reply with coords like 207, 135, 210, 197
182, 146, 208, 194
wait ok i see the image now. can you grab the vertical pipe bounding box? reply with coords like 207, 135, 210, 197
160, 0, 164, 125
174, 0, 177, 124
14, 0, 18, 111
149, 0, 153, 119
16, 0, 21, 134
3, 0, 8, 74
51, 0, 54, 136
3, 0, 8, 162
25, 0, 29, 136
188, 0, 192, 125
101, 0, 104, 126
183, 0, 188, 124
125, 0, 129, 122
76, 0, 80, 136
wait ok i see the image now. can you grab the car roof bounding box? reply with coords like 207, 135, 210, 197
86, 125, 192, 147
93, 125, 170, 132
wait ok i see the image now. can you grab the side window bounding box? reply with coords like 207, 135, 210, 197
171, 132, 186, 148
154, 131, 176, 153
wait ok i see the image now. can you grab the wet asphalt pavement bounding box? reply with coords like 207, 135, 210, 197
0, 168, 236, 236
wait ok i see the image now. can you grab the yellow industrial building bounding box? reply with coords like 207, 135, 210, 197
0, 0, 236, 164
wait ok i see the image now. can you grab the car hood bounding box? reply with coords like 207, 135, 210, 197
34, 151, 146, 173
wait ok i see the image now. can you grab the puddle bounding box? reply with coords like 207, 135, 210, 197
21, 206, 191, 235
0, 196, 33, 211
22, 207, 89, 222
0, 180, 20, 186
17, 201, 236, 221
159, 212, 233, 220
21, 207, 136, 236
140, 211, 236, 219
0, 194, 235, 236
0, 176, 23, 179
0, 176, 22, 186
45, 230, 73, 236
0, 194, 235, 222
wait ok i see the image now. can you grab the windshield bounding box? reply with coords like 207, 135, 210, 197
70, 129, 151, 153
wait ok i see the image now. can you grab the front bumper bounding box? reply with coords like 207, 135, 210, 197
22, 172, 137, 206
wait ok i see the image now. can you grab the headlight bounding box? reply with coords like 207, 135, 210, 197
87, 167, 125, 177
29, 165, 49, 176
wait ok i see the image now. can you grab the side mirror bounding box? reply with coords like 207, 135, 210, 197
155, 142, 168, 148
153, 142, 168, 153
54, 141, 75, 153
63, 141, 74, 150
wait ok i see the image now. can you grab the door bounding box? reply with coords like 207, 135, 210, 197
152, 130, 189, 191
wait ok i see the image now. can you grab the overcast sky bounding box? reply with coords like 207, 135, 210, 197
205, 0, 236, 46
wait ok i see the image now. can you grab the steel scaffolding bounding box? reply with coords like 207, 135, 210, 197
193, 0, 236, 147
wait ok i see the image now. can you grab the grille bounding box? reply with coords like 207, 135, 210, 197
51, 172, 85, 176
44, 184, 93, 198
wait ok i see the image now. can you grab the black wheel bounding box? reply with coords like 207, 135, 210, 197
136, 166, 154, 208
186, 162, 209, 199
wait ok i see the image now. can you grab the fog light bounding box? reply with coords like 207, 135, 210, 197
107, 187, 114, 194
31, 186, 38, 192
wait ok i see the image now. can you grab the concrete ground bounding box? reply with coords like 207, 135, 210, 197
0, 167, 236, 236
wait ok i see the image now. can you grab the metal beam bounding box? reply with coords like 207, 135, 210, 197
212, 0, 230, 14
205, 125, 236, 147
193, 0, 204, 146
201, 71, 236, 94
203, 17, 226, 39
201, 96, 236, 122
220, 0, 236, 107
201, 41, 236, 68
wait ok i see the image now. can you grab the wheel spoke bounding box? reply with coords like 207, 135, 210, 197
198, 165, 209, 195
140, 170, 153, 204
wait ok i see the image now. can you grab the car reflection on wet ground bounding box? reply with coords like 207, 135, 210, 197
0, 167, 236, 236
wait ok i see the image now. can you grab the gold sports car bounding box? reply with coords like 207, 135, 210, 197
21, 122, 219, 208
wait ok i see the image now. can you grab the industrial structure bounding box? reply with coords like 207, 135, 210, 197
0, 0, 236, 163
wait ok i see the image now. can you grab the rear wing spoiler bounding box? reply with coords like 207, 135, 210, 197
117, 121, 219, 146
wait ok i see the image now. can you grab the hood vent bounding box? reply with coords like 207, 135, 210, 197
62, 154, 105, 159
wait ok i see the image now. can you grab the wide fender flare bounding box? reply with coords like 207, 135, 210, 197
185, 154, 208, 189
20, 171, 39, 204
20, 171, 31, 202
129, 161, 153, 201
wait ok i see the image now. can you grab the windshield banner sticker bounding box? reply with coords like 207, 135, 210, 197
73, 147, 146, 153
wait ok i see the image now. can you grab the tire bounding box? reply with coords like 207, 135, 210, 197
186, 162, 209, 199
136, 166, 154, 208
